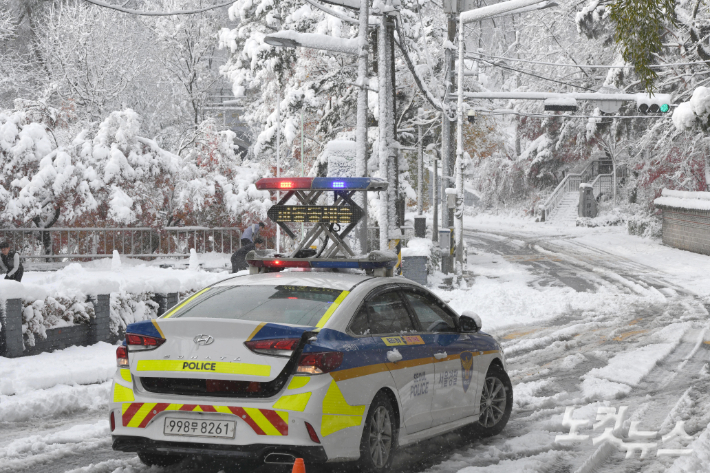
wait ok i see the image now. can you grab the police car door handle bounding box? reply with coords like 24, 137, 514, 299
434, 352, 447, 360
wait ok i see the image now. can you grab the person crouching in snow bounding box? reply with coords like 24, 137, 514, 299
0, 241, 24, 282
231, 237, 264, 273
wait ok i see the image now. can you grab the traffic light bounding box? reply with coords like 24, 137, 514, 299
636, 94, 672, 113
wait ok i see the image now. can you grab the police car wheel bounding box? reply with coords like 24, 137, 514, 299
358, 392, 397, 472
473, 364, 512, 437
137, 451, 183, 467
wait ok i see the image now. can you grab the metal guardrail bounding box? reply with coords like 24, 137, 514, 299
0, 227, 242, 260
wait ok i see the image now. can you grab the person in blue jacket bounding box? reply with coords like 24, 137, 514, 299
241, 222, 265, 246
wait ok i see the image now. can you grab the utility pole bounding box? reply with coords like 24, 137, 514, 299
377, 3, 391, 251
417, 107, 423, 216
441, 14, 456, 233
356, 0, 369, 254
276, 88, 281, 253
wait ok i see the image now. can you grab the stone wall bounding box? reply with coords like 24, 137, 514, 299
0, 293, 178, 358
660, 208, 710, 256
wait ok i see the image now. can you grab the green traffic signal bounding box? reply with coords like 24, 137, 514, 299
660, 103, 670, 113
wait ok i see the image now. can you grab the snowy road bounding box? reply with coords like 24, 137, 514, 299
2, 228, 709, 473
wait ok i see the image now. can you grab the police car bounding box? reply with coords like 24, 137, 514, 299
110, 268, 512, 470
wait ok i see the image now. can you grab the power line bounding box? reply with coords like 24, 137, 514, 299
474, 57, 597, 91
467, 52, 710, 69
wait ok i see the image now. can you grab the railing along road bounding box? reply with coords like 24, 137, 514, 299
0, 227, 242, 260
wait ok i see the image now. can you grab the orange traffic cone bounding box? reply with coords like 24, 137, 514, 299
292, 458, 306, 473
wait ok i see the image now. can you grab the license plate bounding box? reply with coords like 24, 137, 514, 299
163, 417, 236, 439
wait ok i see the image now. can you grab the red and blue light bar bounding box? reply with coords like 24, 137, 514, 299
255, 177, 387, 191
247, 257, 397, 271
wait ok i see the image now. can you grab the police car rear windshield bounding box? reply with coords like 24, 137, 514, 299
167, 285, 343, 326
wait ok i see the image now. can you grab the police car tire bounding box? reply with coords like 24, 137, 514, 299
358, 392, 398, 472
137, 451, 183, 467
473, 364, 513, 438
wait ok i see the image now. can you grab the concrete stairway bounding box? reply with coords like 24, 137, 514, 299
546, 193, 579, 226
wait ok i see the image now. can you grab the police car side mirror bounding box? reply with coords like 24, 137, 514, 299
459, 311, 482, 332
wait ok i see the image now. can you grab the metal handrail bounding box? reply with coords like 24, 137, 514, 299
589, 173, 613, 199
0, 227, 242, 260
539, 160, 596, 220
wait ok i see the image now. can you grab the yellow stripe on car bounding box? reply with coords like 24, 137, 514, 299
161, 288, 210, 319
136, 360, 271, 377
119, 369, 132, 383
273, 393, 312, 412
151, 320, 165, 338
287, 377, 310, 390
322, 415, 362, 437
315, 291, 350, 328
113, 383, 135, 403
322, 380, 365, 416
246, 322, 267, 342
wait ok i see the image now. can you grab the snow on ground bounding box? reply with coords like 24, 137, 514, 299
0, 342, 116, 397
463, 213, 710, 299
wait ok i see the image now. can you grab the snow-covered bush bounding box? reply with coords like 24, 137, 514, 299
110, 292, 160, 335
22, 296, 95, 347
627, 214, 662, 239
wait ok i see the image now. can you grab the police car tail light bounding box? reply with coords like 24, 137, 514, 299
116, 346, 129, 368
245, 338, 299, 357
126, 334, 166, 349
110, 412, 116, 432
296, 351, 344, 374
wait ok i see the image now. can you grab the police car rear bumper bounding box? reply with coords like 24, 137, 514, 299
112, 435, 329, 463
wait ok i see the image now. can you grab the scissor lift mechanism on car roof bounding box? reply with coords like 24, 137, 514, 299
246, 177, 397, 276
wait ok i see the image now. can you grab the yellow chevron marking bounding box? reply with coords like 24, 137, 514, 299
321, 415, 362, 437
244, 408, 282, 436
121, 403, 131, 415
151, 320, 165, 338
119, 369, 132, 383
136, 360, 271, 377
214, 406, 233, 415
287, 377, 310, 390
277, 411, 288, 424
113, 383, 135, 403
127, 403, 156, 428
316, 291, 350, 328
322, 381, 366, 416
273, 393, 311, 412
165, 404, 183, 411
192, 405, 203, 412
162, 288, 210, 318
246, 322, 267, 341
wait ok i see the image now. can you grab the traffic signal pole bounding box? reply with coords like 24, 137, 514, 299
454, 0, 552, 272
378, 3, 391, 251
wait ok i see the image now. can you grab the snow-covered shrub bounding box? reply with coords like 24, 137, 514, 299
21, 296, 95, 347
110, 291, 160, 335
627, 214, 662, 239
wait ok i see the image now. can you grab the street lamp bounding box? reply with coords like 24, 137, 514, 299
263, 31, 359, 55
264, 2, 370, 252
